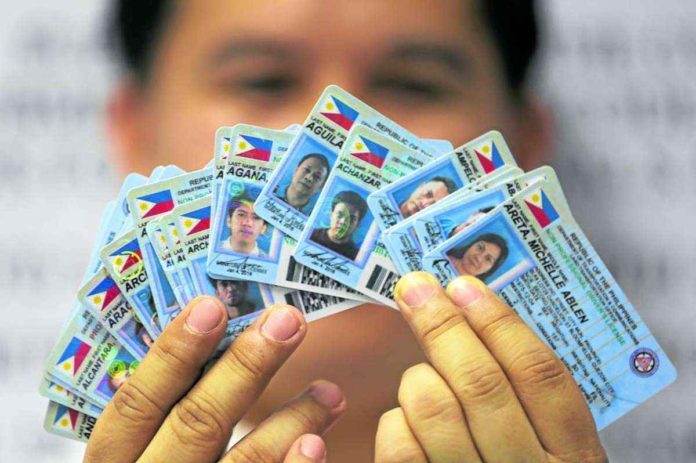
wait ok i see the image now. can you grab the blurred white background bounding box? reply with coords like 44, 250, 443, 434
0, 0, 694, 461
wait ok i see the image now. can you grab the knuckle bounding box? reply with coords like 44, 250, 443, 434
418, 308, 466, 347
221, 340, 268, 385
170, 392, 228, 447
150, 337, 194, 373
509, 349, 568, 394
480, 310, 521, 344
399, 365, 461, 424
110, 379, 163, 426
227, 437, 278, 463
450, 361, 510, 408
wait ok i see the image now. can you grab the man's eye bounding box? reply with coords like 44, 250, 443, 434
235, 75, 296, 94
371, 76, 449, 101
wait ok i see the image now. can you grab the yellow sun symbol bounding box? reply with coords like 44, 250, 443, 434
139, 203, 148, 211
173, 230, 179, 237
531, 194, 541, 203
159, 234, 166, 243
482, 145, 490, 154
63, 363, 71, 371
326, 102, 335, 111
239, 141, 247, 150
223, 144, 230, 152
184, 219, 193, 228
60, 418, 69, 427
115, 257, 123, 266
93, 296, 103, 305
55, 385, 64, 392
355, 142, 364, 151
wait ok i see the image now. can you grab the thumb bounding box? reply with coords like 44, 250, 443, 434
283, 434, 327, 463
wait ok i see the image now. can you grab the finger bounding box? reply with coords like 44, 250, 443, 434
375, 408, 428, 463
398, 363, 481, 463
394, 272, 546, 461
224, 380, 344, 462
447, 276, 607, 461
84, 296, 227, 463
283, 435, 327, 463
139, 304, 306, 463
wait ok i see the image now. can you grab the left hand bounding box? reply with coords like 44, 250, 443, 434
374, 272, 607, 463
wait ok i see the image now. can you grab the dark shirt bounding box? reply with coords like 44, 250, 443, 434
310, 228, 359, 260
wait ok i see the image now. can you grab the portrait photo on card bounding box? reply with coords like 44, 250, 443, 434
444, 212, 534, 290
390, 163, 462, 219
271, 134, 334, 216
216, 184, 277, 260
308, 176, 374, 264
121, 316, 154, 351
205, 275, 265, 320
440, 189, 507, 239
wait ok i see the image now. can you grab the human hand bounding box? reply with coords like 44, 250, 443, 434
84, 297, 344, 463
375, 272, 607, 463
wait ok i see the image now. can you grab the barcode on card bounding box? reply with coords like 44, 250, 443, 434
366, 265, 399, 300
284, 290, 345, 314
286, 257, 362, 295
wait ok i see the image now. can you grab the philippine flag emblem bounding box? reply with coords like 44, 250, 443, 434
350, 136, 389, 168
56, 337, 91, 376
524, 189, 560, 228
87, 275, 121, 312
180, 206, 211, 236
320, 95, 359, 130
234, 135, 273, 162
53, 404, 79, 431
220, 136, 232, 162
134, 190, 175, 219
108, 239, 143, 278
48, 381, 70, 398
474, 140, 505, 174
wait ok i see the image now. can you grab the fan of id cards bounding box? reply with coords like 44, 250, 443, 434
41, 85, 675, 442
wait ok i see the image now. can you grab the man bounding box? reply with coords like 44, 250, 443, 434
208, 277, 257, 319
310, 191, 368, 260
222, 193, 268, 256
275, 153, 330, 215
96, 2, 575, 462
399, 175, 458, 218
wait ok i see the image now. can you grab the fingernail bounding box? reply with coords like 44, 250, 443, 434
261, 307, 301, 342
308, 382, 344, 409
186, 297, 225, 334
447, 276, 484, 307
300, 434, 326, 461
395, 272, 439, 308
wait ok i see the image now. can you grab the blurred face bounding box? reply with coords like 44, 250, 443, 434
328, 202, 362, 241
112, 0, 542, 174
226, 202, 267, 248
457, 239, 502, 277
290, 157, 328, 198
110, 1, 549, 454
214, 280, 247, 309
400, 179, 450, 218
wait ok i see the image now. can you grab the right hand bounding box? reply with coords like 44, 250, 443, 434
84, 297, 345, 463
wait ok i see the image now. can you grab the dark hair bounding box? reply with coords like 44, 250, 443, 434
227, 193, 264, 223
447, 232, 508, 281
331, 191, 368, 221
108, 1, 538, 93
429, 176, 458, 194
447, 206, 495, 238
297, 153, 330, 175
208, 276, 248, 292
